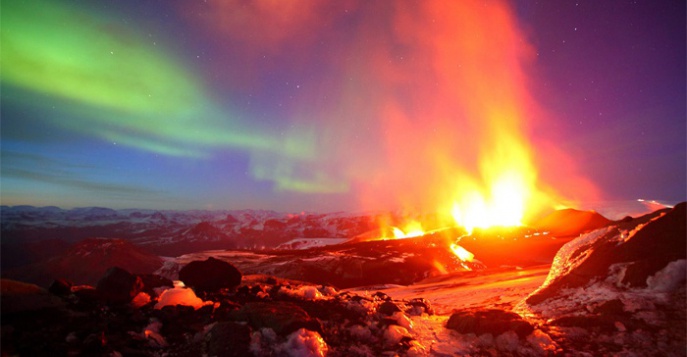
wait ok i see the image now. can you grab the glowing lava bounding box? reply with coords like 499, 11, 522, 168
448, 111, 541, 234
451, 166, 534, 234
392, 221, 425, 239
450, 243, 475, 262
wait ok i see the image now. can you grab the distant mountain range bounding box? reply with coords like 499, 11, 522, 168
1, 204, 620, 265
1, 204, 627, 288
1, 206, 378, 267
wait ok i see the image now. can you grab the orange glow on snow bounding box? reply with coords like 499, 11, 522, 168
154, 282, 212, 310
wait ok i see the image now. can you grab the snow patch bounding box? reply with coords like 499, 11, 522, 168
276, 238, 348, 250
128, 319, 167, 348
391, 311, 414, 330
541, 227, 615, 291
130, 292, 151, 308
154, 286, 212, 309
383, 324, 411, 346
494, 330, 520, 352
647, 259, 686, 292
283, 328, 328, 357
605, 262, 633, 288
348, 324, 373, 341
279, 285, 323, 300
250, 328, 278, 356
250, 328, 328, 357
526, 329, 558, 354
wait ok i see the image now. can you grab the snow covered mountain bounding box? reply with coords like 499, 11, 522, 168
1, 206, 378, 261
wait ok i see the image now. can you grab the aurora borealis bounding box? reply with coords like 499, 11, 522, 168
1, 0, 685, 212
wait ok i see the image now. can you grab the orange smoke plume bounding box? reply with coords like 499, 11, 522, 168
343, 0, 597, 226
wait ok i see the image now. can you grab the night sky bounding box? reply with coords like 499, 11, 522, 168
2, 0, 685, 213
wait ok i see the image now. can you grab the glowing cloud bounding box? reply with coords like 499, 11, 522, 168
302, 0, 596, 217
172, 0, 598, 209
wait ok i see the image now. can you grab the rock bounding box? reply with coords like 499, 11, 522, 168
594, 299, 625, 316
72, 286, 100, 308
619, 216, 633, 223
378, 301, 401, 316
234, 302, 321, 335
236, 285, 251, 296
617, 203, 686, 287
96, 267, 144, 304
214, 300, 242, 321
533, 208, 611, 237
373, 291, 392, 301
48, 278, 73, 296
152, 305, 199, 344
205, 322, 251, 357
550, 315, 618, 333
446, 309, 534, 338
137, 274, 173, 297
407, 298, 433, 315
82, 332, 107, 355
0, 279, 65, 314
178, 257, 242, 293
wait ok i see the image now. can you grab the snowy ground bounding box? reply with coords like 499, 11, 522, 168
358, 265, 550, 314
351, 266, 554, 355
2, 202, 684, 356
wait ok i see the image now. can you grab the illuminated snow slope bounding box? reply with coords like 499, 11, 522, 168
155, 203, 684, 356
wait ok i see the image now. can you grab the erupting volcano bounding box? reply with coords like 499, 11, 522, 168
334, 0, 598, 239
2, 0, 684, 355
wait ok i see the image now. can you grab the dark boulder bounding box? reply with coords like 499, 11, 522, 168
48, 278, 73, 296
594, 299, 625, 315
407, 298, 433, 315
378, 301, 402, 316
0, 279, 65, 314
233, 301, 321, 335
446, 309, 534, 338
137, 274, 173, 297
205, 322, 252, 357
178, 257, 242, 293
550, 315, 618, 332
95, 267, 144, 304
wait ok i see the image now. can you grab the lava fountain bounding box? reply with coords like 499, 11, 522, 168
338, 0, 597, 233
328, 0, 605, 273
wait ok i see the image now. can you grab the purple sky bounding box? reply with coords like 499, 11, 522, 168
1, 0, 684, 213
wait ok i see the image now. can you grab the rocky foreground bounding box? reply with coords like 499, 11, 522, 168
1, 203, 685, 356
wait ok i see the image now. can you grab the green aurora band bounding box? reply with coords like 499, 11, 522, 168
1, 0, 346, 193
